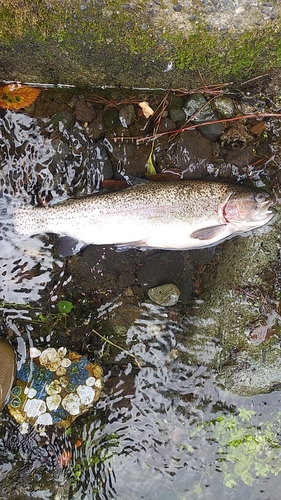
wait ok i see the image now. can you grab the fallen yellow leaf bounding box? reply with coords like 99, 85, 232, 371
0, 84, 41, 109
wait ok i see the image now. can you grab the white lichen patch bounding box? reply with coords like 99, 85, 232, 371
24, 398, 46, 417
62, 393, 81, 416
46, 380, 62, 395
46, 394, 61, 411
77, 385, 95, 405
36, 412, 53, 426
39, 347, 62, 371
29, 347, 41, 358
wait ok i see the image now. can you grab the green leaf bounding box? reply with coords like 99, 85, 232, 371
145, 138, 157, 175
57, 300, 74, 314
38, 313, 47, 322
146, 151, 156, 175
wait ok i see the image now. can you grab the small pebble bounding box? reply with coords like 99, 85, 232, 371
173, 4, 182, 12
148, 283, 181, 306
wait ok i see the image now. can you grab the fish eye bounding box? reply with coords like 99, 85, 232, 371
254, 192, 267, 203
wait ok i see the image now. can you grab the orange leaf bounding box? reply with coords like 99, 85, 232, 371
0, 84, 41, 109
250, 121, 266, 135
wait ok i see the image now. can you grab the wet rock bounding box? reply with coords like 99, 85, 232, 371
137, 250, 193, 302
183, 93, 213, 123
198, 122, 224, 141
67, 245, 140, 300
87, 116, 106, 140
137, 251, 183, 289
222, 354, 281, 397
147, 283, 181, 306
173, 3, 182, 11
169, 107, 186, 123
220, 123, 253, 149
155, 129, 214, 176
170, 96, 184, 108
118, 271, 136, 288
97, 300, 141, 336
239, 100, 256, 114
42, 111, 75, 138
183, 93, 224, 141
223, 144, 254, 169
102, 108, 120, 132
157, 117, 176, 133
212, 96, 235, 118
104, 140, 151, 177
88, 140, 113, 184
51, 136, 70, 164
119, 105, 136, 128
74, 100, 96, 123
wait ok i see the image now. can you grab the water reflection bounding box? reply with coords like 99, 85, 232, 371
0, 109, 108, 304
70, 302, 281, 499
71, 303, 220, 499
0, 222, 54, 303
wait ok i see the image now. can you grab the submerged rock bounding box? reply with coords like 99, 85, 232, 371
147, 283, 181, 306
73, 99, 96, 123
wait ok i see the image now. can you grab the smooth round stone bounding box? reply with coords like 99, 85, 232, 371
212, 96, 235, 118
119, 105, 136, 127
147, 284, 181, 306
184, 93, 211, 122
169, 107, 186, 122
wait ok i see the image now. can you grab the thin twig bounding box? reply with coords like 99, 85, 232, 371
241, 73, 270, 86
93, 328, 142, 367
134, 112, 281, 144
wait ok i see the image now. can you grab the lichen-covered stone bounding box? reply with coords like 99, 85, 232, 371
147, 284, 181, 306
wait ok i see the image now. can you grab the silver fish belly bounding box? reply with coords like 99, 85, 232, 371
14, 181, 275, 251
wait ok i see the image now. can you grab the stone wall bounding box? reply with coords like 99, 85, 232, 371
0, 0, 281, 87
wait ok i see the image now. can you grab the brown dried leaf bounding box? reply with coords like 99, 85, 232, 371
139, 101, 154, 119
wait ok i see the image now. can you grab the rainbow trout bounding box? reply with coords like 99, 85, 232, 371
0, 338, 16, 411
14, 181, 275, 255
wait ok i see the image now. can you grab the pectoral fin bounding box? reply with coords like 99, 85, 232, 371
190, 224, 228, 241
58, 236, 88, 257
115, 240, 147, 252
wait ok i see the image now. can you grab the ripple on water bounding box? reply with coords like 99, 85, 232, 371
0, 109, 111, 304
71, 303, 220, 499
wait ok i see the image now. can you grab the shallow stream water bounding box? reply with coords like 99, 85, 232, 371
1, 81, 281, 499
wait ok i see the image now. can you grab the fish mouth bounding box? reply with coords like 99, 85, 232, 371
259, 196, 276, 219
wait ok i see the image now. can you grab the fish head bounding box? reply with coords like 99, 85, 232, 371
221, 187, 275, 230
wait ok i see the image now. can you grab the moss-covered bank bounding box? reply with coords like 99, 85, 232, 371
0, 0, 281, 87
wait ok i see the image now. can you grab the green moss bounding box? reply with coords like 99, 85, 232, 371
173, 22, 281, 79
0, 0, 281, 85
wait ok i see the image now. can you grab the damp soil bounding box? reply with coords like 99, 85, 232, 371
1, 72, 281, 498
